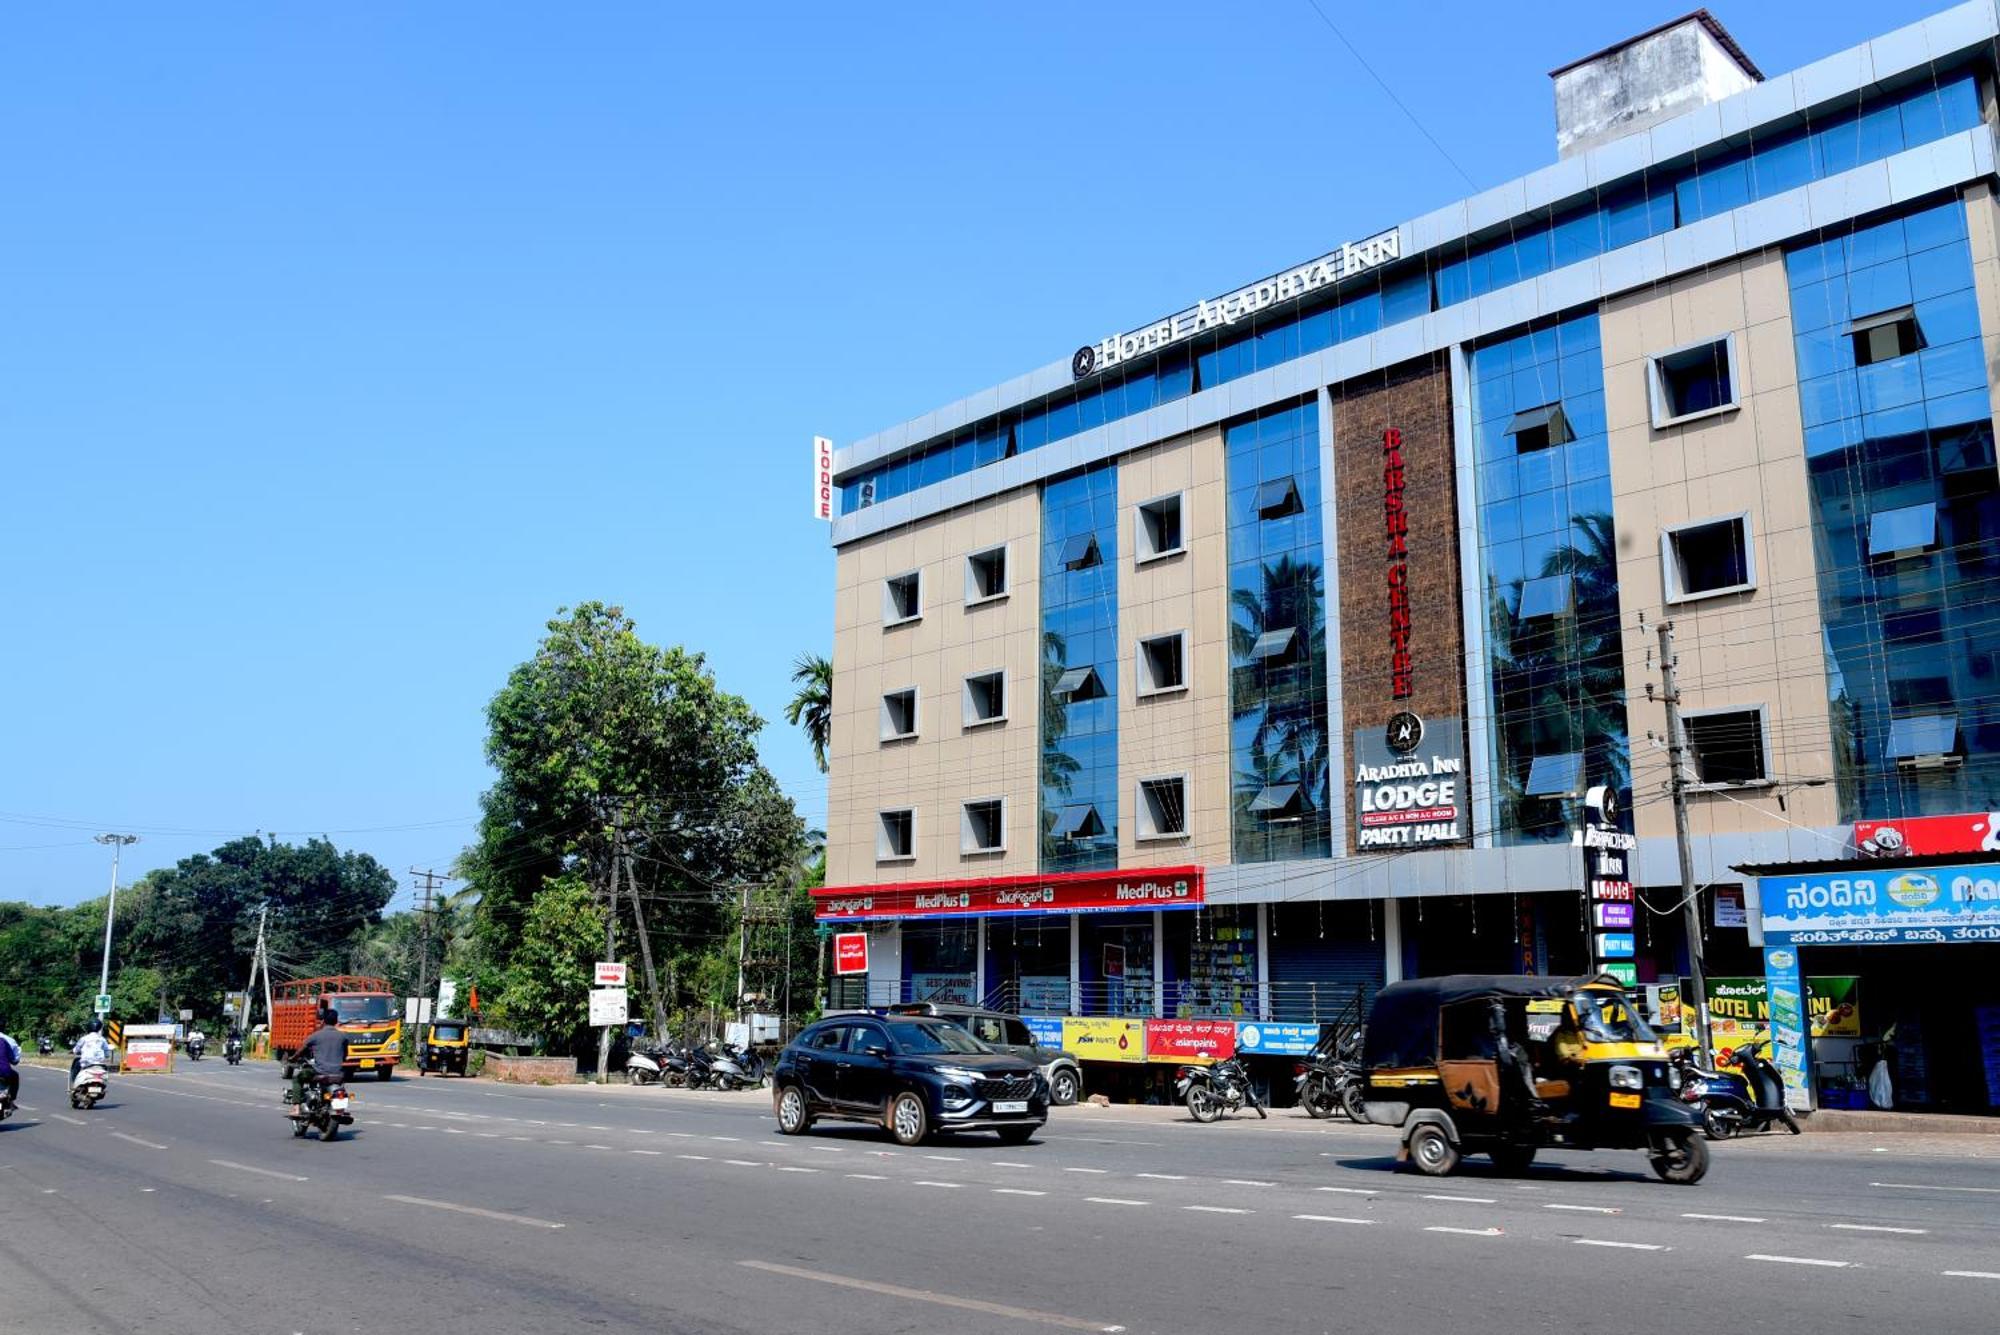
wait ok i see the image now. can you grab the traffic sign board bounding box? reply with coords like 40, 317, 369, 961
594, 962, 628, 987
94, 993, 112, 1014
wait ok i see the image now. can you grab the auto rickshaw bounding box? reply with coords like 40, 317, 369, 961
1361, 973, 1709, 1185
416, 1020, 471, 1077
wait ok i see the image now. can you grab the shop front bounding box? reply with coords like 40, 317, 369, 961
1746, 853, 2000, 1115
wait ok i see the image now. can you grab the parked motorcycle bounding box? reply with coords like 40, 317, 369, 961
711, 1042, 767, 1090
287, 1073, 354, 1142
1178, 1058, 1265, 1123
627, 1039, 688, 1087
1671, 1041, 1800, 1138
1295, 1029, 1367, 1121
70, 1062, 109, 1111
225, 1035, 244, 1066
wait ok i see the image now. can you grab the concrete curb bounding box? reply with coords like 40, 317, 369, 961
1806, 1108, 2000, 1135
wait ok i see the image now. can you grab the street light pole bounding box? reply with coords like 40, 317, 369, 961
94, 833, 140, 1010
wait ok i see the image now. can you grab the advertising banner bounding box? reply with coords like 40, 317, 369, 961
1018, 976, 1071, 1015
1761, 942, 1812, 1110
833, 932, 869, 975
1854, 811, 2000, 857
1144, 1019, 1236, 1064
587, 988, 628, 1027
1234, 1022, 1320, 1056
1023, 1016, 1066, 1049
1580, 786, 1638, 984
1699, 976, 1862, 1058
813, 867, 1204, 922
121, 1039, 172, 1073
812, 436, 834, 521
1713, 888, 1747, 928
910, 973, 975, 1006
1061, 1017, 1144, 1063
1756, 863, 2000, 943
1351, 714, 1467, 850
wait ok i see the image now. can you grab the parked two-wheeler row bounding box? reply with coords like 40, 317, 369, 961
627, 1037, 769, 1090
1294, 1029, 1367, 1122
1178, 1057, 1266, 1122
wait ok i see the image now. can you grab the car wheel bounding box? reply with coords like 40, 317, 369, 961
889, 1091, 929, 1146
776, 1085, 812, 1136
1406, 1123, 1460, 1177
1049, 1068, 1080, 1107
995, 1124, 1036, 1145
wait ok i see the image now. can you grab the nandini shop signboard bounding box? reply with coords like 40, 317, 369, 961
1757, 862, 2000, 943
812, 867, 1204, 922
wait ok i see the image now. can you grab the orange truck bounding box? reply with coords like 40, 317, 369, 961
272, 975, 403, 1081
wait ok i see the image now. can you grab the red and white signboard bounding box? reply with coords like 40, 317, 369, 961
813, 436, 834, 521
122, 1039, 172, 1073
1855, 811, 2000, 857
813, 866, 1204, 922
594, 961, 628, 987
1144, 1019, 1236, 1065
833, 932, 869, 976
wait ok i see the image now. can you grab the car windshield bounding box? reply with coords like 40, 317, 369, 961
328, 995, 399, 1024
1572, 992, 1654, 1044
886, 1020, 987, 1055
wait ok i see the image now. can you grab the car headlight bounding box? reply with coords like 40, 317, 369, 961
940, 1085, 974, 1109
1609, 1064, 1644, 1091
934, 1066, 981, 1084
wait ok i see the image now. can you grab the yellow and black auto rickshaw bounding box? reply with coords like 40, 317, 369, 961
416, 1020, 471, 1077
1362, 974, 1709, 1185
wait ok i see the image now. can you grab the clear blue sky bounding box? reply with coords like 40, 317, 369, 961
0, 1, 1935, 907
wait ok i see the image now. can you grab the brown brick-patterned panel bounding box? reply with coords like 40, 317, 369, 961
1330, 355, 1468, 850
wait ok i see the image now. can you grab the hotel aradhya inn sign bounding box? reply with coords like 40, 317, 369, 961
812, 867, 1205, 922
1072, 228, 1402, 379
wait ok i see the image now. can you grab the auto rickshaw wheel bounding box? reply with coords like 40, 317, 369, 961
1406, 1122, 1460, 1176
1488, 1144, 1537, 1175
1649, 1130, 1709, 1185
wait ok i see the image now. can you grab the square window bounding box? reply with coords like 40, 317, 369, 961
1052, 803, 1104, 839
1255, 477, 1303, 519
1506, 403, 1574, 453
1052, 665, 1106, 701
1516, 573, 1574, 622
1523, 752, 1582, 797
1248, 783, 1303, 819
1058, 533, 1102, 571
1649, 336, 1739, 426
1137, 776, 1188, 840
1887, 713, 1960, 766
962, 670, 1006, 727
883, 570, 922, 626
1249, 626, 1298, 664
1136, 493, 1185, 562
1663, 515, 1755, 602
877, 809, 915, 861
1137, 632, 1187, 695
961, 798, 1005, 854
879, 688, 918, 742
1849, 307, 1925, 366
1867, 501, 1938, 558
1682, 708, 1768, 785
965, 546, 1008, 603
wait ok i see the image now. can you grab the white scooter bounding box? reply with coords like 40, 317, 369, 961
70, 1062, 109, 1110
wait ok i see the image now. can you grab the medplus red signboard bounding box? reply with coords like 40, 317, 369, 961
833, 932, 869, 975
813, 867, 1204, 922
1144, 1019, 1236, 1065
1855, 812, 2000, 857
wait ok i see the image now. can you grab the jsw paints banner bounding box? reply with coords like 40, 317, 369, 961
813, 867, 1204, 921
1061, 1018, 1145, 1063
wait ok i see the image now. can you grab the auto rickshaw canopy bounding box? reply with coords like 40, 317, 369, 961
1362, 973, 1626, 1071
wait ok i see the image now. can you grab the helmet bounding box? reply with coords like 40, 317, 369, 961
87, 1018, 103, 1033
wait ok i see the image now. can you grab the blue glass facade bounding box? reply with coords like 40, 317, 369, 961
1785, 198, 2000, 820
840, 73, 1982, 517
1469, 313, 1629, 842
1040, 465, 1120, 872
1225, 401, 1333, 862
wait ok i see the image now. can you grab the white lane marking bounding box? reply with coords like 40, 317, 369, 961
811, 1146, 846, 1153
914, 1180, 963, 1189
1184, 1205, 1251, 1214
384, 1193, 564, 1229
723, 1159, 761, 1167
1745, 1254, 1851, 1268
1063, 1167, 1109, 1174
110, 1132, 168, 1150
140, 1188, 155, 1193
1135, 1173, 1186, 1181
444, 1129, 466, 1135
1545, 1204, 1621, 1215
584, 1145, 613, 1151
776, 1166, 818, 1173
1425, 1226, 1503, 1237
1293, 1214, 1374, 1225
48, 1112, 88, 1127
924, 1154, 965, 1162
209, 1159, 308, 1182
677, 1154, 710, 1161
709, 1136, 741, 1142
630, 1149, 663, 1156
760, 1141, 786, 1148
738, 1259, 1125, 1334
545, 1139, 573, 1146
1574, 1239, 1667, 1251
1871, 1182, 2000, 1194
667, 1132, 696, 1138
845, 1173, 887, 1181
1684, 1213, 1766, 1223
1316, 1186, 1377, 1196
1943, 1271, 2000, 1280
1830, 1223, 1927, 1235
1085, 1197, 1148, 1207
475, 1133, 499, 1139
1422, 1194, 1497, 1204
1223, 1179, 1274, 1187
994, 1188, 1047, 1196
507, 1136, 532, 1142
994, 1161, 1033, 1169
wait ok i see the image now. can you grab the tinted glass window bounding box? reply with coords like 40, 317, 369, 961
887, 1021, 987, 1055
808, 1025, 848, 1052
1003, 1019, 1034, 1046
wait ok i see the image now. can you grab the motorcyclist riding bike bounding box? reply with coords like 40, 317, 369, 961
186, 1026, 208, 1059
72, 1020, 114, 1078
0, 1025, 21, 1115
287, 1008, 349, 1117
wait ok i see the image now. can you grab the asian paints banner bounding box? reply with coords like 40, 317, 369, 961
1144, 1019, 1236, 1064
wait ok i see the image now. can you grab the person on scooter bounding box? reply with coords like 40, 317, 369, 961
72, 1019, 113, 1078
0, 1024, 21, 1112
288, 1007, 348, 1115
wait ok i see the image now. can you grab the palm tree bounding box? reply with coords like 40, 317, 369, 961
785, 652, 832, 773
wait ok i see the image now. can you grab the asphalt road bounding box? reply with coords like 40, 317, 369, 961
3, 1061, 1998, 1335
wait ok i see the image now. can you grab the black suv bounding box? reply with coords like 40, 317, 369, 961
885, 1003, 1084, 1106
773, 1014, 1048, 1146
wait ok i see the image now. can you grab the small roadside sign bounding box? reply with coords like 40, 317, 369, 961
588, 987, 629, 1027
94, 993, 113, 1014
834, 932, 869, 976
594, 961, 628, 987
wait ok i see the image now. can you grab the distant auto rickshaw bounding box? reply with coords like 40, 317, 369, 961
417, 1020, 471, 1077
1361, 973, 1709, 1185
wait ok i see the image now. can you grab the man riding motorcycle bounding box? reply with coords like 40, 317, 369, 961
287, 1008, 349, 1116
72, 1020, 113, 1078
0, 1024, 21, 1114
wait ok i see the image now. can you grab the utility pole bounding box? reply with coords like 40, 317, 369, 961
409, 869, 448, 1042
612, 810, 669, 1037
239, 905, 269, 1033
597, 848, 619, 1084
1656, 620, 1713, 1061
93, 833, 139, 1012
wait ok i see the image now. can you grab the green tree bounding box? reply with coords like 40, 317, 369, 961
784, 652, 833, 774
495, 877, 604, 1054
